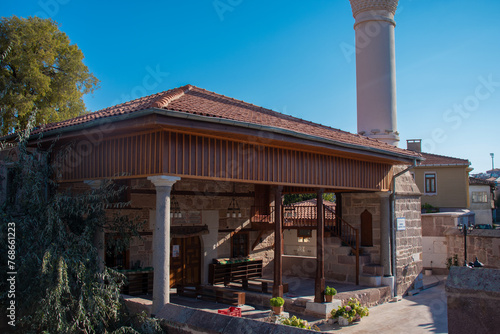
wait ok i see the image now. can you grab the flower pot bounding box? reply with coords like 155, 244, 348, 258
325, 295, 333, 302
338, 317, 350, 326
272, 306, 283, 315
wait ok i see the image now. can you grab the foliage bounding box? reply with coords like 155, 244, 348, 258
421, 203, 439, 213
332, 298, 369, 323
0, 16, 99, 135
269, 297, 284, 307
281, 315, 319, 331
446, 254, 460, 270
325, 286, 337, 296
0, 125, 159, 333
283, 193, 335, 205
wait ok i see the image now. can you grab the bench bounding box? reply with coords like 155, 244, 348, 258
177, 285, 245, 306
209, 259, 263, 286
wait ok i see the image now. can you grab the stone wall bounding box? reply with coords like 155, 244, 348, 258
445, 229, 500, 269
341, 192, 381, 263
393, 167, 423, 296
422, 212, 500, 272
446, 267, 500, 334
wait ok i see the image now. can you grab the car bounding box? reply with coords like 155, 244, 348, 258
474, 224, 493, 229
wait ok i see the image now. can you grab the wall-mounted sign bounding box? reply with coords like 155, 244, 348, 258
397, 218, 406, 231
172, 245, 180, 258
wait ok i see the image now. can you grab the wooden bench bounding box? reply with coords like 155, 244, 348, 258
209, 259, 263, 286
177, 285, 245, 306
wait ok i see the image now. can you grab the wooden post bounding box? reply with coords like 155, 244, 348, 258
273, 186, 284, 298
315, 189, 325, 303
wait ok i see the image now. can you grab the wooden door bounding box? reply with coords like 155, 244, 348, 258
170, 236, 201, 287
360, 210, 373, 247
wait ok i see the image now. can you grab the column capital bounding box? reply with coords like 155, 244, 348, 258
147, 175, 180, 188
349, 0, 398, 18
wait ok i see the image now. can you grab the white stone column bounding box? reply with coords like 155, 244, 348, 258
349, 0, 400, 146
147, 175, 180, 315
84, 180, 105, 272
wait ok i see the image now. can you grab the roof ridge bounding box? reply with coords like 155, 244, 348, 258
151, 84, 193, 108
420, 151, 469, 162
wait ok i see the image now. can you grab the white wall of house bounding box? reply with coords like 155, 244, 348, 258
283, 229, 317, 257
201, 210, 219, 284
469, 184, 493, 225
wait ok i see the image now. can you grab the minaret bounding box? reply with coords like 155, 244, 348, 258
349, 0, 399, 146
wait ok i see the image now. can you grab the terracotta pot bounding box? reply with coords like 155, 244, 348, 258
272, 306, 283, 315
325, 295, 333, 302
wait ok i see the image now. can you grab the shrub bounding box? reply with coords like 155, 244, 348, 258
332, 298, 369, 323
281, 316, 319, 331
270, 297, 284, 307
325, 286, 337, 296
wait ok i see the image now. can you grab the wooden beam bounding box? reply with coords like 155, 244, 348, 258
315, 189, 325, 303
273, 186, 284, 298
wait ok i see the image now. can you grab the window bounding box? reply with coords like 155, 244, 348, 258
424, 173, 437, 194
231, 232, 249, 258
472, 192, 488, 203
297, 229, 312, 243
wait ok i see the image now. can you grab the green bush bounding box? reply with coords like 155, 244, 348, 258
270, 297, 284, 307
325, 286, 337, 296
281, 316, 319, 331
332, 298, 369, 323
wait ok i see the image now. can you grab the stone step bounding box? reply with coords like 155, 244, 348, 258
363, 264, 384, 276
359, 274, 382, 287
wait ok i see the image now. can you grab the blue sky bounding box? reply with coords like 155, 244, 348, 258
2, 0, 499, 173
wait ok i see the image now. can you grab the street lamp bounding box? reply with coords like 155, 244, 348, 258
457, 222, 474, 266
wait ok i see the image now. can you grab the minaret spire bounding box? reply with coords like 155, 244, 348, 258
349, 0, 400, 146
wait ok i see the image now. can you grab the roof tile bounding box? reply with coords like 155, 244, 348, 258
36, 85, 420, 158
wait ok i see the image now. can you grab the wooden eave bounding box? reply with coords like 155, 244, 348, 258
32, 109, 419, 191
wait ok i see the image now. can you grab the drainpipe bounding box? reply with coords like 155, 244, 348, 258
390, 159, 417, 296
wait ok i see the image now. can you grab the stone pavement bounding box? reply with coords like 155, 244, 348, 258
317, 283, 448, 333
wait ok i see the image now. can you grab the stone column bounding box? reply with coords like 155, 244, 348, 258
315, 189, 325, 303
147, 175, 180, 315
84, 180, 105, 272
273, 186, 284, 298
378, 191, 392, 276
349, 0, 400, 146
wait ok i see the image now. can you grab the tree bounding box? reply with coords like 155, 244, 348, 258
0, 16, 99, 135
0, 124, 164, 333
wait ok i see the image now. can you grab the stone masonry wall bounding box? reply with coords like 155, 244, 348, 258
445, 229, 500, 269
341, 192, 382, 263
394, 166, 423, 296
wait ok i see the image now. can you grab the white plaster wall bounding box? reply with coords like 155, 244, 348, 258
422, 236, 447, 269
201, 210, 219, 284
283, 229, 317, 257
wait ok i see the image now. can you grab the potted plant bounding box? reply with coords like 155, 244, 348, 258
325, 286, 337, 302
270, 297, 285, 315
331, 298, 369, 326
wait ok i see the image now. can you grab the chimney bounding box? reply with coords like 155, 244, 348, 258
349, 0, 400, 146
407, 139, 421, 152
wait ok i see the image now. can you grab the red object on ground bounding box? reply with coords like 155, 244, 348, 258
217, 307, 241, 317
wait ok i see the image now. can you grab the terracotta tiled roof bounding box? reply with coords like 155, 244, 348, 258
36, 84, 420, 158
469, 177, 495, 186
418, 152, 470, 166
284, 198, 336, 222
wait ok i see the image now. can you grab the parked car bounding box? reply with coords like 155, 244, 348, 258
474, 224, 493, 229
